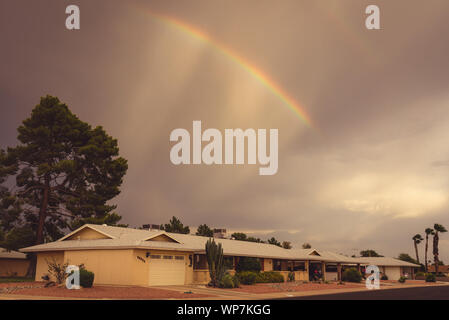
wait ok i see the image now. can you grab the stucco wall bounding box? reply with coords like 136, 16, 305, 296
35, 251, 65, 281
0, 259, 30, 277
263, 259, 273, 271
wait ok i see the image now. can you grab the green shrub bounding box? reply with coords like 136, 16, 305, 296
79, 268, 95, 288
287, 272, 295, 282
237, 271, 257, 285
425, 273, 436, 282
255, 271, 284, 283
220, 273, 236, 288
235, 257, 261, 273
415, 272, 425, 277
398, 276, 406, 283
381, 274, 388, 280
341, 268, 362, 283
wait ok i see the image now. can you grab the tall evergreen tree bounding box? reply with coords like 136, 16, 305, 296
162, 216, 190, 234
0, 96, 128, 274
196, 224, 213, 237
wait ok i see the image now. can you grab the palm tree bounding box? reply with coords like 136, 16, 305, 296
412, 234, 424, 264
433, 223, 448, 274
424, 228, 434, 272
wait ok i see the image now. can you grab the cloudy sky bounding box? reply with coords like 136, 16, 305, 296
1, 0, 449, 262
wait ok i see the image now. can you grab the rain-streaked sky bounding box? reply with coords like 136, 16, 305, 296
1, 0, 449, 262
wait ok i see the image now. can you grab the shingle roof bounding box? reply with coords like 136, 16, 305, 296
356, 257, 420, 267
0, 247, 28, 259
19, 224, 417, 266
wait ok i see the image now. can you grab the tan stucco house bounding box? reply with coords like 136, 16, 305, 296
0, 247, 30, 277
20, 224, 419, 286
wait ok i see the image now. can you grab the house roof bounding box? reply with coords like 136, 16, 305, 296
19, 224, 415, 266
0, 247, 28, 260
428, 265, 449, 273
356, 257, 420, 267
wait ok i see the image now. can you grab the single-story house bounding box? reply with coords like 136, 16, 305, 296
428, 265, 449, 276
20, 224, 419, 286
0, 247, 30, 277
356, 257, 418, 280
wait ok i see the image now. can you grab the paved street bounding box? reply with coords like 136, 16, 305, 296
279, 285, 449, 300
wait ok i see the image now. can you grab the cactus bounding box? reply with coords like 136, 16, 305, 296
205, 238, 226, 287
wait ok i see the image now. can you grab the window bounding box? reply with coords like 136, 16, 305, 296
174, 256, 184, 260
194, 254, 208, 269
150, 255, 161, 259
273, 259, 282, 271
293, 262, 306, 271
163, 255, 173, 259
325, 264, 338, 272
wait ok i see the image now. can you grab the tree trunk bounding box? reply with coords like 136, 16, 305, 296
433, 232, 439, 275
414, 241, 420, 264
425, 235, 429, 272
28, 178, 50, 278
36, 179, 50, 245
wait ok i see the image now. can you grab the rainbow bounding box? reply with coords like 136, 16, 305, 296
141, 10, 313, 127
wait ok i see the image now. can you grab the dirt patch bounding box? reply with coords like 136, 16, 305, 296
232, 282, 363, 294
2, 282, 213, 299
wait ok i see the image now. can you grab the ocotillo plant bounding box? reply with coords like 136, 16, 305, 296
205, 238, 226, 287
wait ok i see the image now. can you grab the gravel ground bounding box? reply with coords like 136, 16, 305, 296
232, 282, 363, 294
0, 282, 213, 299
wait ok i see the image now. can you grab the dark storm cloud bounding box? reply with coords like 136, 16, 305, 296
1, 0, 449, 261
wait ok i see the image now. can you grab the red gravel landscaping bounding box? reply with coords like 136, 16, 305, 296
1, 283, 213, 299
0, 282, 44, 288
232, 282, 363, 294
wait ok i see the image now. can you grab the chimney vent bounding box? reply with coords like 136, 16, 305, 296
143, 224, 161, 231
213, 228, 226, 239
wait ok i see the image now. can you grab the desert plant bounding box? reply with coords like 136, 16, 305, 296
287, 271, 295, 282
425, 273, 436, 282
219, 273, 235, 288
237, 271, 257, 285
46, 258, 69, 284
381, 274, 388, 280
341, 268, 363, 283
398, 276, 406, 283
205, 238, 226, 287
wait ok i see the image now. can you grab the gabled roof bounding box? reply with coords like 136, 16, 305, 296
0, 247, 27, 260
58, 224, 116, 241
142, 231, 181, 243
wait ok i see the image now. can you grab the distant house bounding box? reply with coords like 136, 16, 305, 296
21, 224, 419, 286
428, 265, 449, 276
0, 248, 30, 277
356, 257, 418, 280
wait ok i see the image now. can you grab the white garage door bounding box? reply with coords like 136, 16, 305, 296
385, 267, 401, 281
148, 254, 185, 286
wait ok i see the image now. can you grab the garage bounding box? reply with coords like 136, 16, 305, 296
384, 266, 401, 281
148, 254, 186, 286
